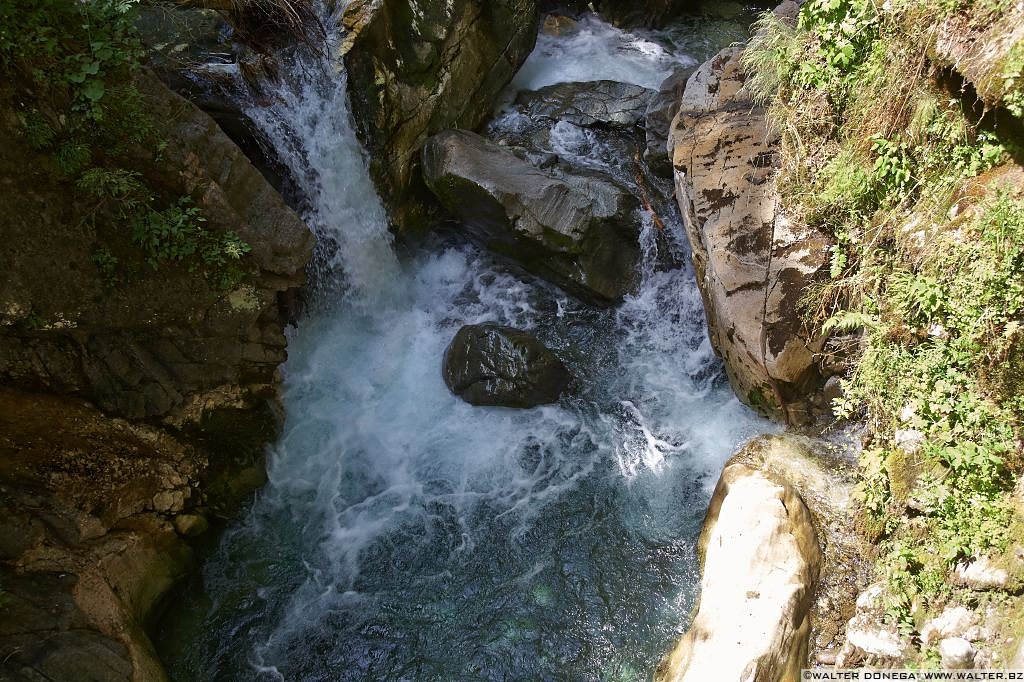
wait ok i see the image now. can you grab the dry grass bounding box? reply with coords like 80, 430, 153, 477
153, 0, 321, 51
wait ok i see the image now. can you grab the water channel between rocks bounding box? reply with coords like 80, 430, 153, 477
158, 6, 770, 680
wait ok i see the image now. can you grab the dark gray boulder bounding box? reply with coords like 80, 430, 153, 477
514, 80, 656, 128
443, 324, 571, 407
644, 66, 696, 177
422, 129, 642, 304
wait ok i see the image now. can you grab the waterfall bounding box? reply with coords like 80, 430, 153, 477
160, 7, 767, 681
243, 1, 401, 307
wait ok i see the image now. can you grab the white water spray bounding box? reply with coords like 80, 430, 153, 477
161, 9, 768, 681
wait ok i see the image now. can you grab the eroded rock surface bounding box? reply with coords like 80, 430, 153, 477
0, 73, 312, 681
554, 0, 701, 27
656, 435, 825, 682
341, 0, 539, 230
0, 72, 312, 423
668, 44, 831, 423
422, 128, 642, 304
0, 390, 204, 682
443, 324, 571, 407
514, 80, 656, 128
644, 67, 695, 177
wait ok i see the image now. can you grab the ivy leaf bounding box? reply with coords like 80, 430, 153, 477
81, 79, 105, 102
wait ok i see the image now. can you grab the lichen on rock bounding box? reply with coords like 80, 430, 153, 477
668, 44, 831, 423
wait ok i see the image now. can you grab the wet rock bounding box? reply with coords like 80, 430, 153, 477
644, 67, 695, 177
0, 571, 134, 682
341, 0, 539, 230
822, 375, 844, 405
596, 0, 700, 27
173, 513, 209, 538
542, 13, 579, 36
668, 45, 831, 423
939, 637, 977, 669
656, 435, 825, 682
422, 129, 642, 304
443, 324, 571, 408
0, 389, 205, 681
514, 80, 656, 128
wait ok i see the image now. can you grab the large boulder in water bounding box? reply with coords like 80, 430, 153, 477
514, 80, 656, 128
422, 129, 642, 304
668, 44, 831, 424
443, 324, 571, 408
656, 435, 833, 682
341, 0, 539, 231
547, 0, 700, 27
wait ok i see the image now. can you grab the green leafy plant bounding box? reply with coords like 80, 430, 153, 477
2, 0, 252, 290
743, 0, 1024, 647
133, 198, 251, 290
92, 246, 120, 288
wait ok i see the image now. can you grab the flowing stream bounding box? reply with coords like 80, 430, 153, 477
159, 6, 766, 680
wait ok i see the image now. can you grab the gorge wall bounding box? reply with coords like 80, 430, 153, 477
340, 0, 540, 231
0, 70, 312, 680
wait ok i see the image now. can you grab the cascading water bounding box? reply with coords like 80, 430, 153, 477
160, 6, 767, 680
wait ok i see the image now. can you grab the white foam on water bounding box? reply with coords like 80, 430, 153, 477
508, 15, 697, 93
160, 8, 771, 681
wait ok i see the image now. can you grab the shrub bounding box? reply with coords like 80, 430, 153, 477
743, 0, 1024, 640
0, 0, 252, 290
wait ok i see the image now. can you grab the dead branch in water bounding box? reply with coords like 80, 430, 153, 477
633, 152, 666, 230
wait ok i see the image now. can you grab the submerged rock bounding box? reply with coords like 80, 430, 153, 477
422, 129, 642, 304
656, 435, 825, 682
668, 44, 831, 423
443, 324, 571, 408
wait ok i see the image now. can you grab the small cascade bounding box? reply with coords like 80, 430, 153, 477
160, 7, 767, 681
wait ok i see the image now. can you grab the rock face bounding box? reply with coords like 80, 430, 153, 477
668, 44, 831, 423
656, 435, 824, 682
443, 324, 571, 408
341, 0, 539, 230
645, 67, 696, 177
514, 80, 655, 128
0, 390, 199, 682
916, 3, 1024, 117
422, 129, 642, 304
0, 71, 312, 423
0, 73, 312, 681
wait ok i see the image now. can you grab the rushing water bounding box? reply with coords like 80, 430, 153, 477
160, 7, 767, 681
